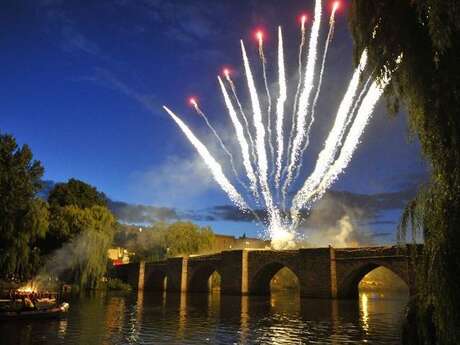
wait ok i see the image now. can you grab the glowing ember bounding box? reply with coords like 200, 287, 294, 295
188, 97, 197, 107
17, 282, 38, 293
300, 14, 308, 26
255, 30, 263, 42
332, 1, 340, 11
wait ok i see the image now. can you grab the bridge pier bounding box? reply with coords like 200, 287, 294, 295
299, 247, 337, 298
220, 250, 248, 295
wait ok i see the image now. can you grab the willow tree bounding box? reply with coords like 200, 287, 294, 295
43, 179, 115, 289
43, 205, 116, 289
349, 1, 459, 344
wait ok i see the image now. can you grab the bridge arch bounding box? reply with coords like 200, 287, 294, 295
339, 262, 410, 298
250, 261, 301, 295
144, 269, 168, 291
189, 264, 221, 293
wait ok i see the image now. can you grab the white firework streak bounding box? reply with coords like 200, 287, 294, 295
192, 102, 248, 191
241, 40, 282, 229
162, 1, 396, 248
289, 50, 368, 221
291, 79, 388, 223
285, 15, 307, 186
163, 106, 249, 211
292, 4, 338, 182
218, 76, 259, 199
282, 0, 323, 204
225, 74, 258, 165
274, 26, 287, 191
342, 75, 373, 146
258, 36, 275, 173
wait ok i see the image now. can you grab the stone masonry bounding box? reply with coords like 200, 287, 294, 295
112, 245, 418, 299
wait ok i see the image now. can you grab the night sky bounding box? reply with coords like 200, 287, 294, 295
0, 0, 427, 241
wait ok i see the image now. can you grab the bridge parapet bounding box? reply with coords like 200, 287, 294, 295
334, 245, 406, 259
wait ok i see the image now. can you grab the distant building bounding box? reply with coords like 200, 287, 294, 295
213, 233, 270, 251
107, 247, 132, 266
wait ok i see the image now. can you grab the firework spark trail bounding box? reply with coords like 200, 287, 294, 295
282, 0, 323, 207
225, 71, 258, 165
241, 40, 282, 229
284, 14, 307, 191
191, 100, 248, 190
288, 50, 368, 223
218, 75, 260, 199
342, 75, 373, 145
257, 32, 275, 173
274, 26, 287, 191
292, 2, 339, 183
163, 106, 249, 211
291, 79, 388, 224
163, 1, 390, 249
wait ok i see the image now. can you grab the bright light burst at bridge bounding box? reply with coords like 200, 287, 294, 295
163, 0, 392, 249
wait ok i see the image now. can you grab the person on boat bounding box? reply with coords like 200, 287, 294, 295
22, 296, 35, 311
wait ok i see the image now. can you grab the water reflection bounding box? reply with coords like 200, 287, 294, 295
361, 292, 370, 333
104, 296, 126, 333
240, 296, 249, 344
0, 290, 408, 345
57, 319, 68, 339
177, 292, 187, 339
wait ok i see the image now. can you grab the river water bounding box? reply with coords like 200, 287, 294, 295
1, 290, 408, 345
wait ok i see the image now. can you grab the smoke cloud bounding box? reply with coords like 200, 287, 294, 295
130, 155, 214, 207
33, 229, 111, 290
298, 192, 375, 247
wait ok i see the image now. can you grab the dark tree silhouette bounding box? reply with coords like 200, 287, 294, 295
349, 1, 460, 344
0, 133, 48, 280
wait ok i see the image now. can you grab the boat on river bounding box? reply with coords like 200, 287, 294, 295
0, 302, 70, 321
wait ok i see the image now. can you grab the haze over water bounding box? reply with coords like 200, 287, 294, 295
1, 290, 408, 345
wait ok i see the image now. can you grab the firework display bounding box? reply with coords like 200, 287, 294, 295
163, 0, 390, 249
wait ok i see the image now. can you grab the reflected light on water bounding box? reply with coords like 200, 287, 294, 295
136, 289, 144, 322
240, 296, 249, 344
178, 292, 187, 339
330, 299, 340, 345
360, 292, 370, 333
208, 290, 220, 318
265, 292, 303, 344
270, 291, 300, 315
57, 319, 68, 338
270, 296, 276, 308
105, 297, 126, 333
0, 290, 408, 345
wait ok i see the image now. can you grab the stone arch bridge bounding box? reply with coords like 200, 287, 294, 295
113, 245, 418, 299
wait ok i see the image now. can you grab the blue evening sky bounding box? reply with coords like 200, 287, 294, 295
0, 0, 427, 241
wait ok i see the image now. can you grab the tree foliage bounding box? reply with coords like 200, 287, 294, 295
114, 222, 167, 261
42, 180, 116, 288
48, 178, 107, 209
349, 1, 460, 343
43, 178, 110, 254
164, 222, 215, 257
0, 133, 49, 280
50, 205, 116, 289
114, 221, 216, 261
0, 136, 117, 288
